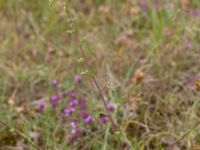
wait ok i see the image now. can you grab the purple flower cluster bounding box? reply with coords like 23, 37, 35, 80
69, 99, 79, 107
53, 80, 59, 89
107, 103, 117, 112
51, 95, 59, 108
100, 115, 110, 124
38, 101, 46, 112
75, 75, 82, 85
38, 80, 62, 112
64, 93, 96, 143
38, 75, 117, 144
98, 102, 117, 124
51, 80, 61, 108
84, 115, 94, 124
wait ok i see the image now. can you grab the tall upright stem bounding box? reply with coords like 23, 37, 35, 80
79, 45, 118, 129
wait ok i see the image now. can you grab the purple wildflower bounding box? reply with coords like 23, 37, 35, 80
100, 115, 110, 124
75, 75, 82, 84
69, 99, 79, 107
107, 103, 117, 112
71, 91, 77, 99
64, 108, 75, 117
38, 101, 46, 112
70, 120, 78, 128
52, 80, 59, 89
71, 128, 81, 137
51, 95, 59, 108
84, 115, 94, 124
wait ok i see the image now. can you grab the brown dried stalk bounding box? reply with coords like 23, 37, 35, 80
79, 45, 118, 130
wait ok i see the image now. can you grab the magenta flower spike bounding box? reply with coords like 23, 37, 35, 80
38, 101, 46, 112
52, 80, 59, 89
71, 91, 77, 99
71, 128, 81, 137
64, 108, 75, 117
70, 120, 78, 128
51, 95, 59, 108
100, 115, 110, 124
75, 75, 82, 84
107, 103, 117, 112
84, 115, 94, 124
69, 99, 79, 107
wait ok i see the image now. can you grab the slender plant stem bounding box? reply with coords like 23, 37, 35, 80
92, 76, 118, 128
79, 36, 134, 149
79, 45, 118, 129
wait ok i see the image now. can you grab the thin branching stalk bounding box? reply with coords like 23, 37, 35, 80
79, 45, 118, 130
79, 45, 134, 149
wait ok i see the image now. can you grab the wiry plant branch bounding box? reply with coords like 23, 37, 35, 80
79, 45, 118, 129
